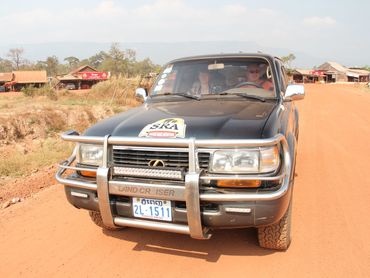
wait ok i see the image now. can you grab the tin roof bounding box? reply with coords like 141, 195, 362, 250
13, 71, 47, 83
70, 65, 98, 75
327, 62, 348, 73
348, 69, 370, 75
292, 69, 312, 75
318, 62, 348, 73
0, 72, 13, 82
346, 69, 370, 78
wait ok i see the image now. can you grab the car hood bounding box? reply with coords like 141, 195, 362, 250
84, 99, 277, 140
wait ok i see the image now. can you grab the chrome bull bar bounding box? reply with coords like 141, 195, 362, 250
56, 130, 291, 239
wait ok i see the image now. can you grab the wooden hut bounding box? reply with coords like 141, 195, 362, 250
57, 65, 109, 90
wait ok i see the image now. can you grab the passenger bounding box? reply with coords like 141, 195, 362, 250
192, 69, 210, 95
243, 64, 273, 91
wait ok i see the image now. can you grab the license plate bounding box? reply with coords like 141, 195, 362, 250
133, 198, 172, 221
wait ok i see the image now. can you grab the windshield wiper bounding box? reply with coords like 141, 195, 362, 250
174, 92, 200, 101
151, 92, 200, 101
218, 92, 266, 102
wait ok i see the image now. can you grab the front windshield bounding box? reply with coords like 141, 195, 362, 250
151, 58, 276, 99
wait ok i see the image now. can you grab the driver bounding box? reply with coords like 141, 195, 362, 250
243, 64, 273, 91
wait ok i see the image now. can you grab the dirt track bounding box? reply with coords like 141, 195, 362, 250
1, 84, 369, 277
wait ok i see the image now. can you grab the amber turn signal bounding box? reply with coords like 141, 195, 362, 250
79, 171, 97, 178
216, 179, 261, 188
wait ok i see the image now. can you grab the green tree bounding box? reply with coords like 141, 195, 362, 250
132, 58, 160, 76
281, 53, 296, 69
45, 56, 59, 76
88, 51, 109, 69
64, 56, 80, 71
109, 43, 127, 75
34, 60, 47, 71
125, 49, 136, 62
57, 64, 69, 75
2, 46, 160, 78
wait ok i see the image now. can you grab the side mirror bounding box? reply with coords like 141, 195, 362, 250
284, 84, 305, 101
135, 88, 148, 101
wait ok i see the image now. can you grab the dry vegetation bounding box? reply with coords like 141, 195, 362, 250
89, 75, 141, 107
0, 138, 73, 178
0, 76, 141, 184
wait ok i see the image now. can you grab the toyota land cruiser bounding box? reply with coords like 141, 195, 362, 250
56, 54, 304, 250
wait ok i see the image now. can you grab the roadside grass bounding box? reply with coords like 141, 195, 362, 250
0, 76, 140, 113
0, 94, 57, 116
0, 95, 24, 113
0, 93, 101, 114
21, 85, 58, 100
89, 75, 141, 107
59, 98, 103, 106
0, 103, 15, 110
0, 138, 74, 179
0, 76, 141, 180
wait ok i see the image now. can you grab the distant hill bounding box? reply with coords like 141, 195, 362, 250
0, 41, 325, 68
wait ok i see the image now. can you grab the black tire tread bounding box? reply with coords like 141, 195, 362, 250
257, 204, 292, 250
88, 211, 123, 230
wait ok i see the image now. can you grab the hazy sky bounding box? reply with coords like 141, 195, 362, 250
1, 0, 369, 65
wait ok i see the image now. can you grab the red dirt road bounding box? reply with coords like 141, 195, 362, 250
0, 84, 369, 277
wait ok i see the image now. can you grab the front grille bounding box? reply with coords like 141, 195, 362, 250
112, 148, 210, 171
198, 152, 210, 170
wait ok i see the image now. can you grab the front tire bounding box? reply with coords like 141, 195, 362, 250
257, 203, 292, 250
88, 211, 123, 231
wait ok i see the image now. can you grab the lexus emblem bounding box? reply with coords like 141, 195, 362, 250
148, 159, 165, 167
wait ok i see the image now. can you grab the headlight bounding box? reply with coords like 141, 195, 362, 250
210, 146, 279, 174
77, 144, 103, 166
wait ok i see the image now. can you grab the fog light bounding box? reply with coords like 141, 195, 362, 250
216, 179, 261, 188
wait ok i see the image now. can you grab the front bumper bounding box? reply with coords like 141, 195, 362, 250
56, 133, 292, 239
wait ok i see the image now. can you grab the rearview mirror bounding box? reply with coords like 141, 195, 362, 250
284, 85, 305, 101
135, 88, 148, 101
208, 63, 224, 70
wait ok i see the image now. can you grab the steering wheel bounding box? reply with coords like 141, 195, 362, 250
235, 82, 262, 89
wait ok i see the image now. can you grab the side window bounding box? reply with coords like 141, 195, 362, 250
280, 65, 289, 91
274, 60, 285, 92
